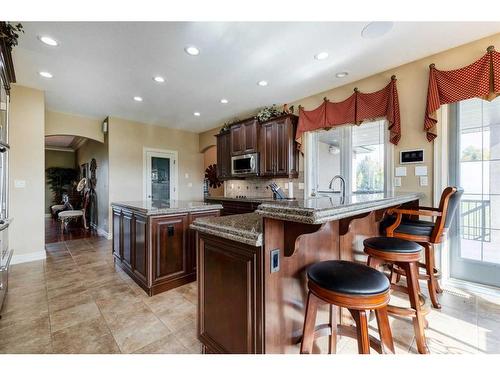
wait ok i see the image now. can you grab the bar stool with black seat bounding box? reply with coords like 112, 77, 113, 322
364, 237, 430, 354
300, 260, 395, 354
379, 186, 464, 309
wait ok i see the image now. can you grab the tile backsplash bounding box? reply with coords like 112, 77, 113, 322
223, 173, 305, 199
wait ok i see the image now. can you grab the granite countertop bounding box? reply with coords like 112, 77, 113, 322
205, 196, 282, 203
190, 212, 263, 247
111, 200, 223, 216
256, 192, 424, 224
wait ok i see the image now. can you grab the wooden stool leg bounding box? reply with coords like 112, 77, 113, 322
423, 243, 441, 309
375, 306, 395, 354
300, 291, 320, 354
403, 261, 429, 354
328, 305, 337, 354
349, 309, 370, 354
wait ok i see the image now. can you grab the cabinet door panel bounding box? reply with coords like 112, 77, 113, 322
275, 120, 288, 175
216, 132, 231, 179
188, 210, 220, 272
134, 214, 148, 282
259, 122, 275, 176
112, 209, 122, 259
122, 211, 133, 269
230, 124, 244, 155
243, 120, 258, 153
152, 215, 187, 282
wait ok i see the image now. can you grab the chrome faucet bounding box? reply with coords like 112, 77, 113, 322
328, 175, 346, 198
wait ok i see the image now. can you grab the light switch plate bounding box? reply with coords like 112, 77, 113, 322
395, 167, 407, 177
420, 176, 429, 186
187, 182, 193, 187
415, 166, 428, 176
14, 180, 26, 188
394, 177, 402, 187
184, 173, 189, 179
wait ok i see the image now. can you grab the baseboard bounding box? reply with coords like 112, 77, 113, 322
11, 250, 47, 265
97, 227, 112, 240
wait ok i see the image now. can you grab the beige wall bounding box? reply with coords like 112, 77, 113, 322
44, 149, 76, 214
45, 110, 104, 143
203, 145, 224, 197
108, 117, 203, 228
76, 138, 109, 234
9, 86, 45, 263
289, 32, 500, 205
199, 127, 220, 152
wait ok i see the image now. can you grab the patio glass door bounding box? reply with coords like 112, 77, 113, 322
449, 97, 500, 288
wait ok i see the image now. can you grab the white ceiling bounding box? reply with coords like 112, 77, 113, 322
13, 22, 500, 133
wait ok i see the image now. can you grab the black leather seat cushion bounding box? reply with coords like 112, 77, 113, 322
379, 215, 434, 237
307, 260, 390, 295
364, 237, 422, 253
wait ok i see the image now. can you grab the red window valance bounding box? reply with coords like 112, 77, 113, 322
296, 77, 401, 145
424, 46, 500, 141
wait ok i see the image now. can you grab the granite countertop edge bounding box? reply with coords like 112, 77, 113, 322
111, 201, 223, 215
190, 222, 262, 247
256, 193, 424, 224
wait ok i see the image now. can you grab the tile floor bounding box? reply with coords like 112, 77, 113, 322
1, 237, 499, 354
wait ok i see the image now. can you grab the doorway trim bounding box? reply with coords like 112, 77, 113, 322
142, 147, 179, 201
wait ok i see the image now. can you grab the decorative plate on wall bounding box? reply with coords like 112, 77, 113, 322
204, 164, 222, 188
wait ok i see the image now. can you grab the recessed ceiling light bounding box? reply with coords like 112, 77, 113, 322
335, 72, 349, 78
38, 35, 58, 46
185, 46, 200, 56
314, 52, 329, 60
153, 76, 165, 83
133, 96, 143, 102
361, 22, 394, 39
220, 98, 229, 104
257, 80, 268, 87
39, 71, 53, 78
193, 112, 201, 117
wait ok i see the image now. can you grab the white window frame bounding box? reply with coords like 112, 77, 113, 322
143, 147, 179, 201
305, 120, 394, 197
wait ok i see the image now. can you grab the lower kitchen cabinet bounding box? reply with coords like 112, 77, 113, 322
112, 206, 220, 296
205, 199, 260, 216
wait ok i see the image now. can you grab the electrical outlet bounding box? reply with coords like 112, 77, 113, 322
420, 176, 428, 186
394, 177, 402, 187
298, 183, 304, 190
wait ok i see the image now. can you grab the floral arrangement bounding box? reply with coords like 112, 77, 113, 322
256, 105, 283, 122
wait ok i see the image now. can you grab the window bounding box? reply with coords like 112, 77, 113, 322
309, 119, 392, 195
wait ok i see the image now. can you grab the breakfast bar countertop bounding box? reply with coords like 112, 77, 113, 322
111, 200, 223, 216
255, 192, 424, 224
190, 212, 262, 247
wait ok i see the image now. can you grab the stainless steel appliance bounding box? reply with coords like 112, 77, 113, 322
231, 153, 259, 176
0, 55, 13, 315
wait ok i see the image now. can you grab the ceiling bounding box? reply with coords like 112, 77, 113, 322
13, 22, 500, 133
45, 135, 86, 150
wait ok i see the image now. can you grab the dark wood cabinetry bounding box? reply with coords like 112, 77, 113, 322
230, 119, 258, 155
112, 207, 220, 295
216, 131, 231, 180
259, 115, 299, 178
206, 199, 260, 216
215, 114, 298, 180
198, 234, 263, 353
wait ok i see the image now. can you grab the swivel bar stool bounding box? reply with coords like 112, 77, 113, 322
300, 260, 395, 354
379, 186, 464, 308
364, 237, 430, 354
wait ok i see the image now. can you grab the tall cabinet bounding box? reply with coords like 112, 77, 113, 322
0, 22, 16, 315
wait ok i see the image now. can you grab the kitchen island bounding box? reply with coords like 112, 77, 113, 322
191, 192, 423, 353
111, 200, 222, 296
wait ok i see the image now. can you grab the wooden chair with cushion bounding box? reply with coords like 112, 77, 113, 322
379, 186, 464, 309
58, 189, 89, 232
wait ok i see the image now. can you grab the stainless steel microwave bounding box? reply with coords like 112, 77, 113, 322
231, 153, 259, 176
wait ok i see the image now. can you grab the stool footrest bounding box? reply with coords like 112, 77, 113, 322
311, 323, 384, 354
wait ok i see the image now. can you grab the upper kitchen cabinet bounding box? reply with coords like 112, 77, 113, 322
216, 130, 231, 180
259, 114, 299, 178
230, 118, 258, 155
